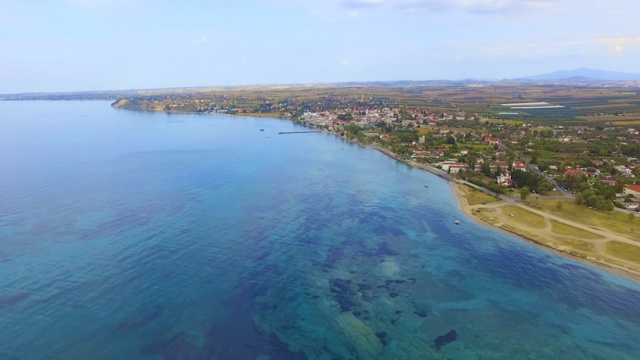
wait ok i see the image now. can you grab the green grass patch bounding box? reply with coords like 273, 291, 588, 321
531, 199, 640, 242
549, 220, 604, 240
459, 185, 500, 205
605, 241, 640, 263
501, 205, 547, 228
549, 236, 595, 252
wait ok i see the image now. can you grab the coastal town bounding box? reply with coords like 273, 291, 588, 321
295, 105, 640, 212
113, 85, 640, 213
111, 83, 640, 278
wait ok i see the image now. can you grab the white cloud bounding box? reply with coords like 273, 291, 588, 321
597, 36, 640, 53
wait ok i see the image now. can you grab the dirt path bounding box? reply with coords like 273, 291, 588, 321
473, 202, 640, 248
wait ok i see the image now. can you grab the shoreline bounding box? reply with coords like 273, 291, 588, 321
363, 132, 640, 283
114, 106, 640, 283
449, 182, 640, 283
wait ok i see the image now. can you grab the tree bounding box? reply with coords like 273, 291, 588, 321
555, 201, 563, 211
629, 212, 635, 222
520, 186, 531, 200
575, 192, 584, 205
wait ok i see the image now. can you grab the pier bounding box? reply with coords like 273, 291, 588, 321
278, 131, 322, 135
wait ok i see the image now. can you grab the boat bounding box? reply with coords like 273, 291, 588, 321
454, 220, 460, 225
424, 185, 428, 188
260, 129, 264, 131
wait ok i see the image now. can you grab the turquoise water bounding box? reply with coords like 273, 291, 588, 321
0, 101, 639, 359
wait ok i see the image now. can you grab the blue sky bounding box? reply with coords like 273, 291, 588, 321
1, 0, 638, 92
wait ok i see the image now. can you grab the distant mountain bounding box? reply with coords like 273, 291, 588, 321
525, 68, 640, 81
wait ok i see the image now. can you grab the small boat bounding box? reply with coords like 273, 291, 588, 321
454, 220, 460, 225
260, 129, 264, 131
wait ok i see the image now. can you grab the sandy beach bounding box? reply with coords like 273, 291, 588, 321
450, 181, 640, 283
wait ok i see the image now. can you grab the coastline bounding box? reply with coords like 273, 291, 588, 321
364, 134, 640, 283
449, 181, 640, 283
113, 105, 640, 283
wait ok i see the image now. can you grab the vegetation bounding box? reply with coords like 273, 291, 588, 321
456, 184, 500, 206
530, 199, 640, 241
549, 220, 604, 240
606, 241, 640, 263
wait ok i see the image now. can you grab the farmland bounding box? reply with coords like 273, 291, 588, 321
109, 81, 640, 126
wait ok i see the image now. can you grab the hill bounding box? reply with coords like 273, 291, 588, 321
525, 68, 640, 81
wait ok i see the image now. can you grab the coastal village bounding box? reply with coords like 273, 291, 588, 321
113, 88, 640, 213
112, 85, 640, 277
293, 106, 640, 212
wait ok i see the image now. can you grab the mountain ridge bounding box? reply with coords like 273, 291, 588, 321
523, 67, 640, 81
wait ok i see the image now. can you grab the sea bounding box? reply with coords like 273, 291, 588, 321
1, 101, 639, 360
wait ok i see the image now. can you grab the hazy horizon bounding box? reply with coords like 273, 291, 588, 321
2, 0, 639, 93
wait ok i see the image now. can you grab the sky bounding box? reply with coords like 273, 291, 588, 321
1, 0, 639, 92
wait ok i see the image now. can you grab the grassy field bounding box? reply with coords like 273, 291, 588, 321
527, 198, 640, 242
500, 205, 547, 228
550, 220, 604, 240
456, 184, 500, 206
548, 235, 595, 252
606, 241, 640, 263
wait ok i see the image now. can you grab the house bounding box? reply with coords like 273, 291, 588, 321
512, 161, 527, 171
489, 162, 509, 171
565, 168, 584, 177
460, 149, 469, 155
484, 136, 501, 145
615, 165, 634, 177
447, 164, 468, 174
497, 174, 513, 186
623, 185, 640, 196
439, 161, 468, 173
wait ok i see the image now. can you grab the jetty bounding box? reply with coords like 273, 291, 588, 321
278, 131, 321, 135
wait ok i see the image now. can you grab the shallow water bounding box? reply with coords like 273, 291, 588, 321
0, 101, 639, 359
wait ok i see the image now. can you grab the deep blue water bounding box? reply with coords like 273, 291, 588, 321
1, 101, 639, 359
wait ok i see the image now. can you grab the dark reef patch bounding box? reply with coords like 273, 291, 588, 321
357, 283, 372, 291
330, 279, 356, 312
414, 309, 428, 318
433, 329, 457, 350
0, 292, 30, 309
323, 246, 344, 269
